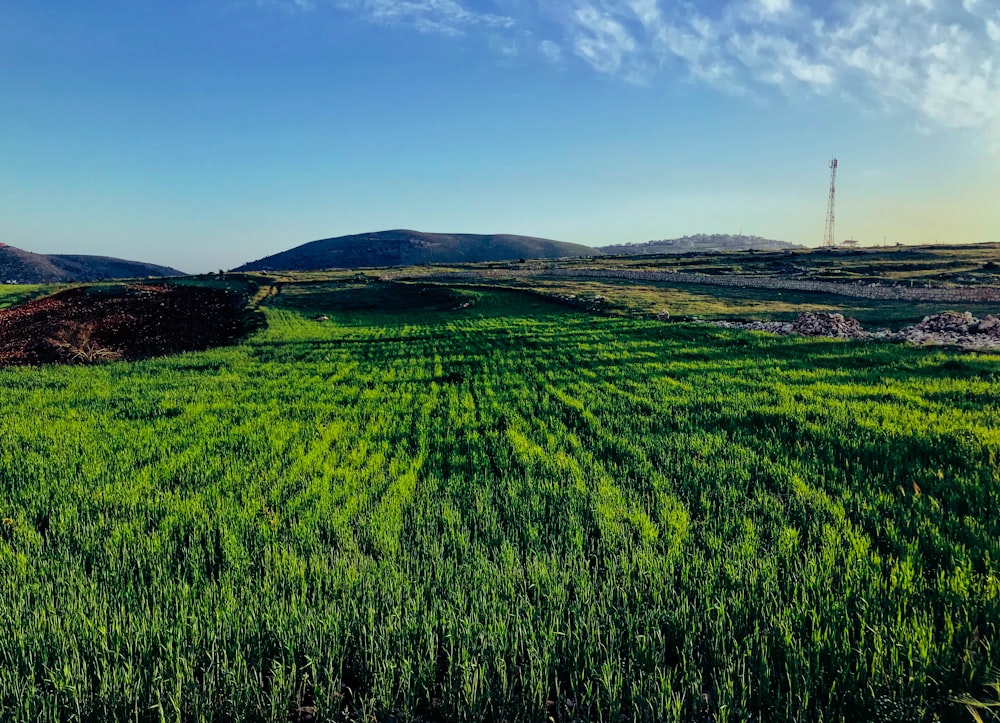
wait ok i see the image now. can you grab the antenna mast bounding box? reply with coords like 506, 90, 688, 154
823, 158, 838, 247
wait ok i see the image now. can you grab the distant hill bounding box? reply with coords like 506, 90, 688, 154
233, 230, 600, 272
0, 243, 184, 283
601, 234, 802, 255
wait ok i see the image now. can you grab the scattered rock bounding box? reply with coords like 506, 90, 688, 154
972, 314, 999, 335
713, 319, 793, 334
549, 293, 612, 312
914, 311, 975, 334
710, 310, 1000, 350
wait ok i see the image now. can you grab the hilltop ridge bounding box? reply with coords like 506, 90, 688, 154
0, 243, 184, 283
600, 233, 802, 255
232, 230, 600, 271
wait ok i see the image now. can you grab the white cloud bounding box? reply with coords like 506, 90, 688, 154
819, 2, 1000, 146
334, 0, 513, 35
626, 0, 662, 30
758, 0, 791, 15
489, 35, 520, 57
727, 31, 834, 90
539, 39, 562, 63
256, 0, 317, 11
569, 5, 637, 75
276, 0, 1000, 146
541, 0, 1000, 146
988, 20, 1000, 42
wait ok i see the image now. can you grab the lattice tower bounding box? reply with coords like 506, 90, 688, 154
823, 158, 838, 248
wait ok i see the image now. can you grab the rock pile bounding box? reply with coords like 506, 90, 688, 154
976, 315, 1000, 335
917, 311, 975, 333
713, 312, 867, 339
710, 310, 1000, 349
896, 312, 1000, 348
790, 312, 865, 338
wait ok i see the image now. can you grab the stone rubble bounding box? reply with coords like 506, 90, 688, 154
713, 319, 793, 335
712, 311, 1000, 350
894, 312, 1000, 348
790, 312, 865, 338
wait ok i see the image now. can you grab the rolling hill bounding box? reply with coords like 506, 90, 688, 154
0, 243, 184, 283
232, 230, 600, 271
600, 233, 802, 255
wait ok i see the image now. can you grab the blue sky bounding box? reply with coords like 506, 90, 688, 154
2, 0, 998, 272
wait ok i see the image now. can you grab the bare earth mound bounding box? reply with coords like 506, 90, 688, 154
0, 284, 248, 365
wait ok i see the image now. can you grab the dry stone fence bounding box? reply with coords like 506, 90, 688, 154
535, 268, 1000, 304
411, 267, 1000, 304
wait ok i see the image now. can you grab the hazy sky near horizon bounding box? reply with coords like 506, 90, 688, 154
2, 0, 998, 272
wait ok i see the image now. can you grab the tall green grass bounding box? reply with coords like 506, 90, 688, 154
1, 283, 997, 721
0, 283, 58, 309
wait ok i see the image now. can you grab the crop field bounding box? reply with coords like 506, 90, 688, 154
0, 284, 56, 310
1, 280, 999, 721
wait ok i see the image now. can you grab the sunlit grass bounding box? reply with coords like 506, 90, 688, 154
0, 282, 998, 721
0, 283, 59, 309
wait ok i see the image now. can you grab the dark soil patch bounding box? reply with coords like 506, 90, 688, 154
273, 281, 470, 314
0, 284, 253, 365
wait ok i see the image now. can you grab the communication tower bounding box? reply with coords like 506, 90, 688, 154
823, 158, 838, 247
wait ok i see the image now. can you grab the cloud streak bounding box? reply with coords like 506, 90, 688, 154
566, 0, 1000, 144
279, 0, 1000, 145
336, 0, 513, 36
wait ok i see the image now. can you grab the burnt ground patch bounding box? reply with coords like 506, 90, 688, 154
0, 283, 258, 365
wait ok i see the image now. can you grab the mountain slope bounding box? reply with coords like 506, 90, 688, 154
233, 230, 600, 271
0, 244, 184, 283
601, 234, 802, 255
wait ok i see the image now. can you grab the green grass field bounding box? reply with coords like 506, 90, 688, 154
1, 281, 999, 721
0, 283, 58, 309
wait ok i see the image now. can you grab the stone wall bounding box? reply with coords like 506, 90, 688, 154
414, 267, 1000, 304
535, 268, 1000, 303
567, 268, 1000, 302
